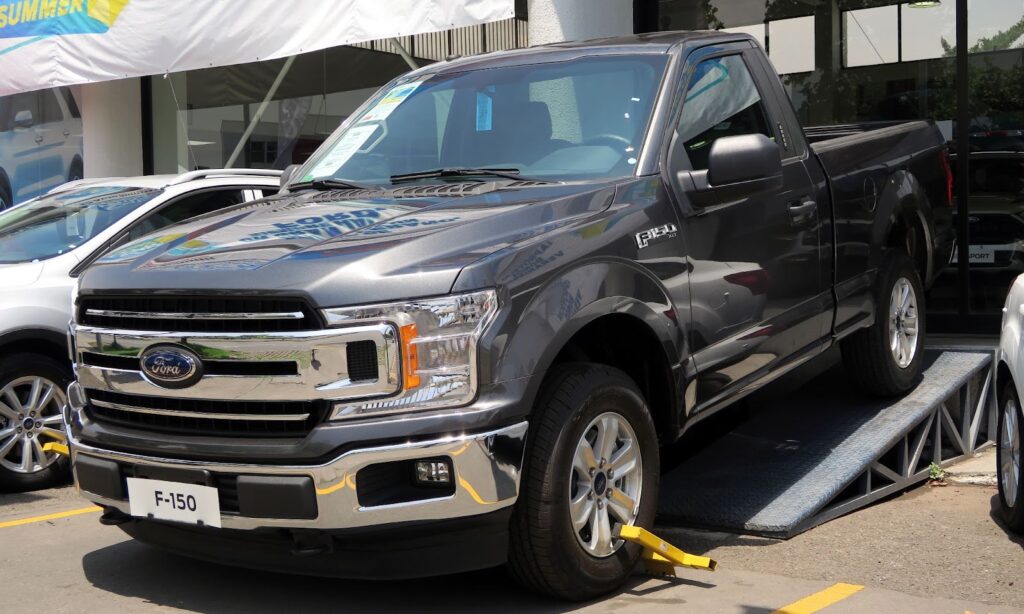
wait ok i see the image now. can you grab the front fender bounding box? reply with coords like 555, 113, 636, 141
479, 258, 684, 417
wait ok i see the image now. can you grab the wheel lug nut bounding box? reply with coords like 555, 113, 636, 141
16, 427, 22, 433
588, 468, 596, 477
599, 458, 606, 468
29, 412, 35, 417
597, 500, 604, 509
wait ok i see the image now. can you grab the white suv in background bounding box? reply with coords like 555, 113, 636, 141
0, 169, 281, 490
0, 87, 84, 209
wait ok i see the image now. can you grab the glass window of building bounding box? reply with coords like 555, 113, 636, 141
148, 46, 424, 174
636, 0, 1024, 330
0, 86, 84, 209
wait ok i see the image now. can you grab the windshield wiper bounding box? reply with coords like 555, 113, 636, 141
390, 167, 528, 183
288, 178, 374, 191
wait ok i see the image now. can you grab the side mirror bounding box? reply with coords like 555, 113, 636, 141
280, 163, 300, 188
13, 109, 33, 129
707, 134, 782, 187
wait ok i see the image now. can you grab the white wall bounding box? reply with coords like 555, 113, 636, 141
528, 0, 634, 45
81, 78, 143, 178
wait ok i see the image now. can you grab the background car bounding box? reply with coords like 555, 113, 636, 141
0, 87, 84, 210
997, 273, 1024, 531
0, 169, 280, 490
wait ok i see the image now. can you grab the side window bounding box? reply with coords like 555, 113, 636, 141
4, 92, 38, 131
675, 55, 775, 171
42, 89, 64, 124
127, 189, 245, 241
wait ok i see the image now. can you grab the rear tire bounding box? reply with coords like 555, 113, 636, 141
0, 178, 11, 211
508, 364, 659, 601
0, 354, 72, 492
68, 157, 83, 182
841, 250, 925, 396
998, 380, 1024, 533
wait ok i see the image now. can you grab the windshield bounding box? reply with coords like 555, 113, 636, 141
296, 54, 668, 186
0, 186, 161, 264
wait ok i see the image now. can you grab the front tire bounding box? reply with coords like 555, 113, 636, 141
0, 354, 72, 492
841, 250, 925, 396
508, 364, 659, 601
998, 380, 1024, 532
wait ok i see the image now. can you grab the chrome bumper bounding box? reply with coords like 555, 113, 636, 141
70, 421, 528, 531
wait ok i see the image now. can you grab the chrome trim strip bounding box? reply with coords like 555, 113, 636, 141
90, 399, 309, 422
69, 421, 529, 530
85, 309, 305, 320
73, 324, 400, 402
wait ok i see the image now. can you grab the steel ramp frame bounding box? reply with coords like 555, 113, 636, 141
803, 349, 996, 535
656, 350, 995, 538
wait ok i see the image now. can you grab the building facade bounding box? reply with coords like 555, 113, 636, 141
0, 0, 1017, 333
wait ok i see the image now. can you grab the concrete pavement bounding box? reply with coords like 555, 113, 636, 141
1, 483, 1022, 613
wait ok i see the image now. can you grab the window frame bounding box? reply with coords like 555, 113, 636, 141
665, 45, 788, 175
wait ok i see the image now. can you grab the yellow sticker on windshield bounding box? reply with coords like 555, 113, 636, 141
360, 81, 423, 123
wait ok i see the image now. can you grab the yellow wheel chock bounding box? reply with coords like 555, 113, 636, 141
615, 525, 718, 577
41, 442, 70, 457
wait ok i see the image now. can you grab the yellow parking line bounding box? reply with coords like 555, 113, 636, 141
0, 505, 101, 529
773, 583, 864, 614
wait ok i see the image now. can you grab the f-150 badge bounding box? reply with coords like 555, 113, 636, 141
636, 223, 678, 248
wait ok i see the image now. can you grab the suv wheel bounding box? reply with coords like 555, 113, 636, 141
508, 364, 659, 601
998, 380, 1024, 532
0, 354, 72, 491
841, 250, 925, 396
0, 181, 11, 211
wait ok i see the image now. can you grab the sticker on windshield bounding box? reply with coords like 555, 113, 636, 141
307, 124, 381, 179
360, 81, 423, 123
475, 91, 493, 132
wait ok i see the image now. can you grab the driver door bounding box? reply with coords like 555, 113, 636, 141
669, 47, 824, 411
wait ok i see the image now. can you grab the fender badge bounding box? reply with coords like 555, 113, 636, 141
636, 223, 678, 249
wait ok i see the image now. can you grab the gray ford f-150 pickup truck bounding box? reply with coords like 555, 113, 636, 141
64, 32, 954, 600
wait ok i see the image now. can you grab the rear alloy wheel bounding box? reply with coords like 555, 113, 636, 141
841, 250, 925, 396
0, 355, 72, 491
998, 381, 1024, 532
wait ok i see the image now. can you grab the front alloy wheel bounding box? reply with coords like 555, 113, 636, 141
508, 364, 659, 601
0, 376, 67, 474
570, 412, 642, 557
998, 381, 1024, 532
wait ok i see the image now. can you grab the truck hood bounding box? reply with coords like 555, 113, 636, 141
81, 182, 616, 307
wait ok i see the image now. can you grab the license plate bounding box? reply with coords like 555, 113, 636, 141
951, 245, 997, 264
126, 477, 222, 528
968, 245, 996, 264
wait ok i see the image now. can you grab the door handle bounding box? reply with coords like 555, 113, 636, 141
34, 135, 43, 144
63, 129, 70, 137
788, 199, 817, 226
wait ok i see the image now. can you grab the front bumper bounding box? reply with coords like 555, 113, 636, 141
70, 421, 527, 531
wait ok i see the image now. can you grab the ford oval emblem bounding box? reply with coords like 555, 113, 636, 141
140, 345, 203, 389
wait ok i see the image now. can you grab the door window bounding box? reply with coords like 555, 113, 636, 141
675, 55, 775, 170
1, 92, 39, 131
127, 189, 245, 241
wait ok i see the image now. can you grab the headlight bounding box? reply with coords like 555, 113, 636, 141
322, 289, 498, 419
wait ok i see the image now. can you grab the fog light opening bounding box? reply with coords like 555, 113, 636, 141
414, 459, 452, 487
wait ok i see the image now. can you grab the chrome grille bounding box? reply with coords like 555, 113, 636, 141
78, 296, 321, 333
85, 389, 324, 437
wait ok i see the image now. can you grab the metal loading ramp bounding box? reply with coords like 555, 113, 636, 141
656, 350, 995, 538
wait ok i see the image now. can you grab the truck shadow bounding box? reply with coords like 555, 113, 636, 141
82, 539, 706, 612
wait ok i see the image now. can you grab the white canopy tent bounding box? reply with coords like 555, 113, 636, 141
0, 0, 515, 96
